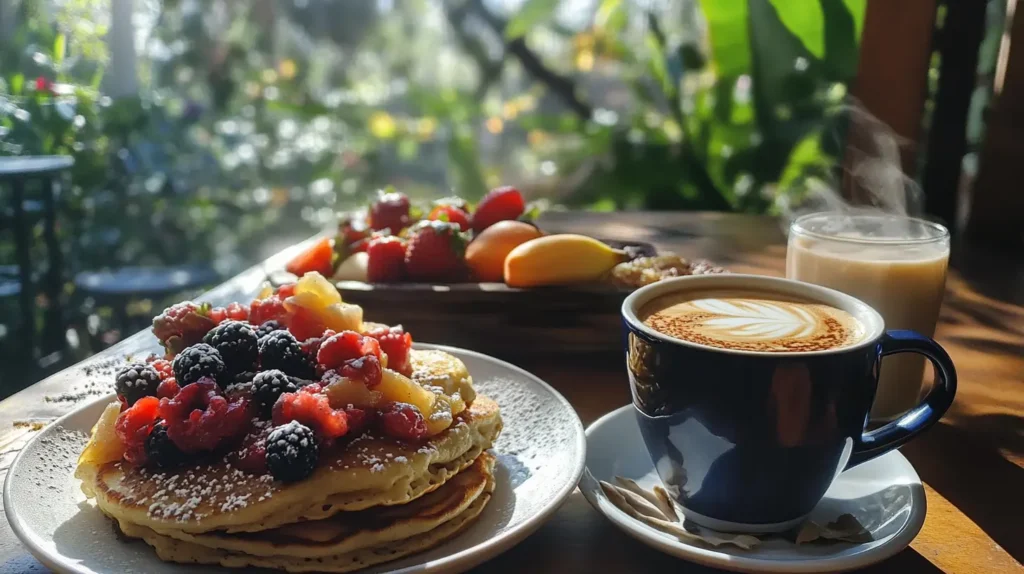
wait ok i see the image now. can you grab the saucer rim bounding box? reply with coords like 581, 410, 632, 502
580, 404, 927, 574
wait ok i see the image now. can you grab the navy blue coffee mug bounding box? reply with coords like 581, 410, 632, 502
622, 274, 956, 533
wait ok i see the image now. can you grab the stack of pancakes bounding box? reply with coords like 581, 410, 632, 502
76, 350, 503, 573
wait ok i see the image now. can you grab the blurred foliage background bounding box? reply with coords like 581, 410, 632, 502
0, 0, 999, 392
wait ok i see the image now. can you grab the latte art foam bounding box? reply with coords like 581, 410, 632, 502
641, 291, 867, 352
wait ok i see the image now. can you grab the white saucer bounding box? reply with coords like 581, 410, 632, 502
4, 344, 586, 574
580, 405, 926, 574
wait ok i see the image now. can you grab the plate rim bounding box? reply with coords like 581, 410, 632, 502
580, 404, 927, 574
4, 342, 587, 574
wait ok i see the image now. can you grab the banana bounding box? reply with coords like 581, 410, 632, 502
504, 234, 628, 287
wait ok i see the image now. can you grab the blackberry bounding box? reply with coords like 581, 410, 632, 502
172, 343, 227, 387
144, 422, 185, 469
114, 363, 162, 406
255, 320, 285, 342
233, 370, 258, 386
252, 369, 299, 413
265, 421, 318, 482
259, 331, 314, 378
203, 320, 259, 375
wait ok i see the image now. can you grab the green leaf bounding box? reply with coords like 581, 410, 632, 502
11, 74, 24, 95
700, 0, 749, 77
505, 0, 558, 40
844, 0, 867, 39
778, 130, 829, 189
54, 33, 67, 66
769, 0, 825, 59
595, 0, 627, 35
644, 33, 673, 96
821, 0, 861, 81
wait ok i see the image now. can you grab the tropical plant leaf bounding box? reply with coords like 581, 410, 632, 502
505, 0, 558, 40
595, 0, 627, 35
769, 0, 825, 59
821, 0, 860, 82
700, 0, 749, 77
54, 33, 67, 66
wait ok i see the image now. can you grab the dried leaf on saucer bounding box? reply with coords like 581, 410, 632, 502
794, 514, 873, 544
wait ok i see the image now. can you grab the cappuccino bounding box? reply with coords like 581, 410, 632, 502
641, 289, 867, 352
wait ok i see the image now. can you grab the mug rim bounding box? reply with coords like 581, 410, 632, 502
622, 274, 886, 357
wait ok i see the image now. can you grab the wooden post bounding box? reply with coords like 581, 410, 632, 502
845, 0, 938, 204
968, 0, 1024, 251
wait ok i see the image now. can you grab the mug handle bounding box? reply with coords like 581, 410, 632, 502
846, 330, 957, 468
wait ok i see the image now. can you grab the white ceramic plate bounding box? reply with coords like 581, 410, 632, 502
4, 344, 586, 574
580, 405, 926, 574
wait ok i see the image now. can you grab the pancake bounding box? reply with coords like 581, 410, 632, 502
118, 483, 493, 573
409, 349, 476, 405
78, 395, 501, 535
139, 452, 495, 558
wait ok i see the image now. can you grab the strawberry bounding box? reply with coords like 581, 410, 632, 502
471, 186, 525, 233
427, 204, 471, 231
152, 301, 216, 356
404, 221, 469, 282
366, 236, 407, 282
285, 237, 335, 278
368, 191, 411, 232
433, 196, 471, 213
338, 217, 370, 247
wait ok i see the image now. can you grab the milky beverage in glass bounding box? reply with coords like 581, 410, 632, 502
786, 213, 950, 420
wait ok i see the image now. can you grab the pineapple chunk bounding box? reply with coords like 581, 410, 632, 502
378, 368, 435, 416
77, 402, 125, 467
283, 291, 323, 312
324, 376, 383, 409
321, 303, 363, 333
294, 271, 342, 306
424, 393, 454, 436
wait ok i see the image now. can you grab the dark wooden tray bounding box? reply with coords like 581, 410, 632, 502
333, 239, 656, 359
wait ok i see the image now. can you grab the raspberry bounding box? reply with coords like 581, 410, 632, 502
265, 421, 319, 482
379, 402, 428, 441
157, 377, 180, 399
340, 354, 383, 388
272, 391, 348, 441
344, 406, 374, 435
252, 370, 299, 413
158, 379, 251, 453
316, 331, 382, 370
145, 422, 185, 469
115, 396, 160, 465
228, 425, 272, 475
250, 295, 290, 327
260, 330, 315, 379
365, 325, 413, 377
368, 191, 411, 232
209, 307, 228, 324
366, 236, 407, 283
300, 329, 334, 359
152, 301, 216, 356
255, 320, 285, 341
203, 320, 259, 375
226, 302, 249, 321
150, 359, 174, 381
172, 343, 227, 387
114, 363, 162, 406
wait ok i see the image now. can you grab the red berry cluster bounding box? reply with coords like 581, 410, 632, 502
113, 290, 431, 482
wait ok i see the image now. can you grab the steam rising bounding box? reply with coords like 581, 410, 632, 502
779, 102, 924, 227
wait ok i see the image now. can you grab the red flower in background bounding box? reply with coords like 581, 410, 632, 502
34, 76, 53, 93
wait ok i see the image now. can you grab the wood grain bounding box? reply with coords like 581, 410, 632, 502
0, 212, 1019, 574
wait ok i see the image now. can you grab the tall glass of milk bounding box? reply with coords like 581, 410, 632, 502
786, 213, 950, 420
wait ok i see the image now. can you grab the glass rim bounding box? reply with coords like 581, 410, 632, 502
790, 212, 950, 246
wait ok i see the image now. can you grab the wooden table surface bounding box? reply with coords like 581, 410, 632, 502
0, 212, 1020, 573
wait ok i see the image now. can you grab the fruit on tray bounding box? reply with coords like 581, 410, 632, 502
465, 220, 543, 282
504, 234, 629, 287
404, 221, 469, 282
285, 237, 334, 278
470, 186, 525, 233
284, 186, 718, 289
